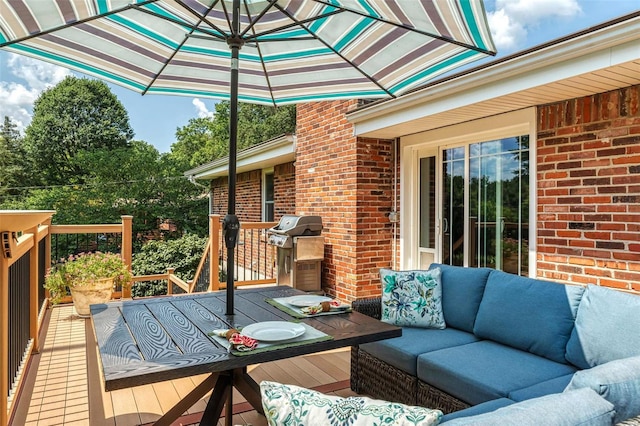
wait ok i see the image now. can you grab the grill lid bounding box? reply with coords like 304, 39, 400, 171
268, 215, 323, 237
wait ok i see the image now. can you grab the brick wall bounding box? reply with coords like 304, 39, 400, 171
537, 84, 640, 291
354, 136, 395, 297
213, 172, 262, 221
296, 100, 394, 301
210, 162, 296, 221
274, 162, 296, 218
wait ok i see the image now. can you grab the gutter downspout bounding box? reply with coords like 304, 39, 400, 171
188, 176, 212, 216
392, 138, 399, 269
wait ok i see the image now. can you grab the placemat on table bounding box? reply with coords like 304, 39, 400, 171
209, 322, 333, 356
266, 297, 352, 319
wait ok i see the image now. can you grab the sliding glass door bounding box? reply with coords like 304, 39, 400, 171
419, 135, 529, 275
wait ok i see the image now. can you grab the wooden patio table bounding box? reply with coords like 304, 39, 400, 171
90, 285, 401, 426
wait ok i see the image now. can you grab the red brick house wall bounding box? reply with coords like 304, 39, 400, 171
274, 162, 296, 218
537, 84, 640, 291
210, 162, 296, 221
211, 170, 261, 221
295, 100, 394, 301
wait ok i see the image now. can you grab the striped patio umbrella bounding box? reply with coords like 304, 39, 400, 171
0, 0, 495, 313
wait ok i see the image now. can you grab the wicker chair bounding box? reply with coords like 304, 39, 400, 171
350, 297, 640, 425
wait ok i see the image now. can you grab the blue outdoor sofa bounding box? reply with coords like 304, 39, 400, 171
350, 264, 640, 425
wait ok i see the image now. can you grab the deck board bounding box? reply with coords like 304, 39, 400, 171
12, 305, 356, 426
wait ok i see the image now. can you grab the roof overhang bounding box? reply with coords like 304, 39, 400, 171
184, 134, 295, 180
347, 12, 640, 139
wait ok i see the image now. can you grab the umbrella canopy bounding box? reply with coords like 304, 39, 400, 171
1, 0, 495, 104
0, 0, 496, 313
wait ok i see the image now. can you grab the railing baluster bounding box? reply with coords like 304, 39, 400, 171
8, 252, 31, 407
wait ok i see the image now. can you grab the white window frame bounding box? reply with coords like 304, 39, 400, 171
262, 168, 275, 222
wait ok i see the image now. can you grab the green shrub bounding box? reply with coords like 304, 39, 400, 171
131, 234, 207, 297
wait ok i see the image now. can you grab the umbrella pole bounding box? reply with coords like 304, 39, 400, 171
223, 0, 243, 315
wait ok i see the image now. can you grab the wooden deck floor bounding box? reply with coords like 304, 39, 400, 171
11, 305, 355, 426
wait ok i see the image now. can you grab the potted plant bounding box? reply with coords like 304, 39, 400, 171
45, 251, 132, 317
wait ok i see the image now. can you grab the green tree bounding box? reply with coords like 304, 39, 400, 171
170, 113, 228, 168
23, 76, 134, 185
0, 117, 22, 196
237, 103, 296, 147
2, 141, 209, 246
131, 234, 208, 296
170, 102, 295, 167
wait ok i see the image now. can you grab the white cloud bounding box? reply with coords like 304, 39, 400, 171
7, 54, 70, 90
0, 53, 71, 132
487, 9, 527, 52
488, 0, 582, 52
192, 98, 213, 118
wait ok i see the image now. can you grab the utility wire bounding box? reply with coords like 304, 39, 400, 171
1, 175, 191, 192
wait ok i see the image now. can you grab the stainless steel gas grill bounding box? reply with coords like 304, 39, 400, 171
267, 215, 324, 291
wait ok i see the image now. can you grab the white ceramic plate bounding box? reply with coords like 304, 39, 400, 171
241, 321, 306, 342
286, 295, 332, 307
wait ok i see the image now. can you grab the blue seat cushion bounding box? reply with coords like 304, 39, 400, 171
360, 327, 478, 376
440, 398, 514, 423
565, 355, 640, 424
474, 271, 584, 364
565, 284, 640, 369
416, 341, 577, 405
429, 264, 492, 333
508, 374, 574, 401
440, 388, 614, 426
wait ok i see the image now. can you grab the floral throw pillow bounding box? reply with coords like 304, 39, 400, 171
380, 268, 446, 329
260, 381, 442, 426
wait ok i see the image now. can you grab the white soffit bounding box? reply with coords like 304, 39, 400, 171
184, 134, 295, 180
348, 13, 640, 139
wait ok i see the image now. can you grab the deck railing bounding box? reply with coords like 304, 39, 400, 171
7, 251, 30, 416
48, 217, 134, 301
1, 212, 280, 425
190, 215, 278, 291
1, 218, 51, 426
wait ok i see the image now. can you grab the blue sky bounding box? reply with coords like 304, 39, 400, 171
1, 0, 638, 154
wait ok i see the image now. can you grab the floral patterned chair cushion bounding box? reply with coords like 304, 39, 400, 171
260, 381, 442, 426
380, 267, 446, 329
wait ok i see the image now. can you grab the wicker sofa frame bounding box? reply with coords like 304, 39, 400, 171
350, 297, 469, 413
350, 296, 640, 425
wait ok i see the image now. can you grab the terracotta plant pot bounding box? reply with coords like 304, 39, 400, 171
69, 278, 114, 317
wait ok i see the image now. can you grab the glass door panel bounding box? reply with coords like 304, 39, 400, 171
442, 147, 465, 266
419, 156, 436, 268
469, 136, 529, 275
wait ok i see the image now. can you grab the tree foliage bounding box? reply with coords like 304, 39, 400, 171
23, 76, 134, 185
170, 101, 296, 167
2, 140, 209, 245
131, 234, 208, 296
0, 116, 28, 196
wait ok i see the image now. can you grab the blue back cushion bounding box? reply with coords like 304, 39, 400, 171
565, 284, 640, 369
440, 388, 614, 426
564, 355, 640, 424
428, 264, 491, 332
473, 271, 584, 364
